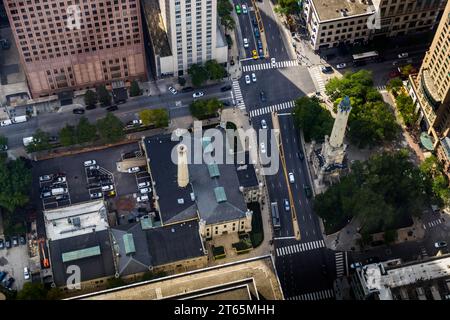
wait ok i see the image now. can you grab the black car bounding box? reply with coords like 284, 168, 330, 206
298, 152, 304, 160
5, 237, 11, 249
220, 85, 232, 92
321, 65, 333, 73
73, 108, 85, 114
230, 59, 235, 66
0, 239, 4, 250
259, 91, 266, 102
252, 17, 257, 27
303, 184, 312, 198
86, 104, 97, 110
5, 277, 15, 290
181, 86, 194, 93
106, 105, 118, 112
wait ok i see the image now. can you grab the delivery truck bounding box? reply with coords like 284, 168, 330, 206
13, 115, 28, 123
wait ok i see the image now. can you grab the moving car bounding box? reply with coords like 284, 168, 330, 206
220, 85, 232, 92
254, 27, 260, 38
106, 105, 118, 112
242, 4, 248, 14
90, 192, 103, 199
84, 160, 97, 167
298, 151, 304, 160
235, 4, 241, 14
271, 58, 276, 67
168, 86, 178, 94
23, 267, 30, 280
259, 90, 266, 102
397, 52, 408, 59
138, 181, 151, 188
139, 187, 151, 194
435, 241, 447, 249
336, 63, 347, 69
252, 49, 258, 60
251, 73, 257, 82
101, 185, 114, 192
260, 142, 266, 154
252, 17, 257, 27
243, 38, 249, 48
73, 108, 85, 114
303, 184, 312, 198
284, 199, 290, 211
128, 166, 141, 173
192, 91, 204, 98
137, 195, 149, 202
245, 75, 251, 84
288, 172, 295, 184
261, 119, 267, 129
39, 174, 53, 182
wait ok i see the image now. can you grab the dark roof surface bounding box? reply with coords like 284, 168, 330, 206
48, 230, 115, 286
235, 152, 259, 188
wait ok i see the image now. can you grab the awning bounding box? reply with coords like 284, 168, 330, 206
420, 132, 434, 151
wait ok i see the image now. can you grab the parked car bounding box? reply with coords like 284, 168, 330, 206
101, 185, 114, 192
5, 237, 11, 249
39, 174, 53, 182
243, 38, 249, 48
56, 176, 66, 183
220, 85, 232, 92
137, 195, 149, 202
139, 187, 151, 194
257, 39, 263, 50
23, 267, 30, 280
90, 192, 103, 199
252, 17, 257, 27
84, 160, 97, 167
12, 236, 18, 246
168, 86, 178, 94
350, 262, 362, 269
131, 119, 142, 125
288, 172, 295, 183
235, 4, 241, 14
192, 91, 204, 98
105, 190, 116, 198
336, 63, 347, 69
242, 4, 248, 13
252, 49, 258, 59
254, 27, 260, 38
366, 256, 380, 264
19, 234, 26, 245
261, 119, 267, 129
86, 104, 97, 110
0, 239, 4, 250
251, 73, 257, 82
88, 165, 100, 170
397, 52, 408, 59
435, 241, 447, 249
40, 191, 52, 199
321, 65, 333, 73
181, 86, 194, 93
73, 108, 85, 114
245, 75, 251, 84
0, 144, 7, 151
138, 181, 151, 188
259, 90, 266, 102
5, 277, 15, 290
260, 142, 266, 154
128, 166, 141, 173
106, 105, 118, 112
0, 120, 12, 127
0, 271, 6, 282
271, 57, 276, 67
284, 199, 290, 211
55, 194, 69, 201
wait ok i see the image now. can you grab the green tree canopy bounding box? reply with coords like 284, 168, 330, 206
129, 80, 142, 97
274, 0, 299, 15
0, 135, 7, 148
76, 116, 97, 144
96, 85, 111, 106
205, 60, 227, 80
395, 93, 418, 126
139, 109, 169, 128
217, 0, 233, 17
97, 113, 124, 143
221, 14, 236, 31
420, 155, 450, 206
190, 98, 222, 119
17, 282, 48, 300
386, 77, 403, 94
59, 124, 77, 147
292, 96, 333, 142
188, 64, 210, 87
26, 129, 52, 153
84, 89, 98, 107
0, 157, 32, 212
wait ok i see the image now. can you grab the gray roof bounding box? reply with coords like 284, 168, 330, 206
48, 230, 115, 286
235, 152, 259, 188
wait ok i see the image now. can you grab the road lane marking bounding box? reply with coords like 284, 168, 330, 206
275, 239, 325, 257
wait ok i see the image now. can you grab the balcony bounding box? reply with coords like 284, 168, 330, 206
420, 69, 441, 110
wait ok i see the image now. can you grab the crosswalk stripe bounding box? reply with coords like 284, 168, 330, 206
242, 59, 299, 72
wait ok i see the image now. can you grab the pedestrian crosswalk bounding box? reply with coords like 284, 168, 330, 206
309, 66, 327, 92
375, 84, 387, 91
242, 59, 299, 72
287, 289, 335, 301
335, 252, 345, 278
232, 80, 246, 111
423, 218, 443, 229
248, 100, 296, 118
276, 239, 325, 257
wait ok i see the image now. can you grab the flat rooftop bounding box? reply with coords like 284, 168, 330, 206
69, 255, 284, 300
311, 0, 373, 22
44, 200, 109, 241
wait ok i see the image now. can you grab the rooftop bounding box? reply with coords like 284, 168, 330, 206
235, 152, 259, 188
311, 0, 373, 22
44, 200, 109, 241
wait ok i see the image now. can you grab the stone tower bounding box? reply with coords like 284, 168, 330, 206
177, 144, 189, 188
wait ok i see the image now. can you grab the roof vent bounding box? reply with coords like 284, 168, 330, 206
171, 228, 175, 233
177, 198, 185, 204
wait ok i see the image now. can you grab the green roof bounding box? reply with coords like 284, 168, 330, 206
123, 233, 136, 255
207, 163, 220, 178
62, 246, 101, 263
214, 187, 227, 203
140, 216, 154, 230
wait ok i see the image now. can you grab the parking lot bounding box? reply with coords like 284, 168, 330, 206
0, 244, 30, 292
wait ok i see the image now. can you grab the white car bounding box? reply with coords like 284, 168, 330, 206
260, 142, 266, 154
435, 241, 447, 249
168, 86, 178, 94
243, 38, 249, 48
23, 267, 30, 280
271, 57, 276, 67
242, 4, 248, 14
0, 119, 12, 127
56, 176, 66, 183
193, 91, 204, 98
84, 160, 96, 167
90, 192, 103, 199
88, 165, 99, 170
139, 187, 151, 194
350, 262, 363, 269
398, 52, 408, 59
261, 119, 267, 129
252, 73, 257, 82
245, 75, 251, 84
101, 185, 114, 192
336, 63, 347, 69
288, 172, 295, 184
138, 181, 151, 188
39, 175, 53, 182
128, 166, 141, 173
137, 194, 149, 202
132, 119, 142, 125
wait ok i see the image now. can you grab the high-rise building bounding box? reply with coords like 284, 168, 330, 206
142, 0, 227, 77
4, 0, 147, 98
408, 0, 450, 178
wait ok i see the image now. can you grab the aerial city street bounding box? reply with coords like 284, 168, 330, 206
0, 0, 450, 303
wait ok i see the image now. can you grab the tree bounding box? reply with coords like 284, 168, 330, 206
0, 157, 32, 212
400, 64, 416, 77
386, 77, 403, 95
139, 109, 169, 128
96, 85, 111, 106
395, 93, 418, 126
0, 135, 7, 148
26, 129, 52, 153
217, 0, 233, 17
188, 63, 209, 87
76, 116, 97, 144
274, 0, 299, 15
420, 155, 450, 206
190, 98, 222, 119
59, 124, 77, 147
205, 60, 227, 80
292, 96, 333, 142
17, 283, 48, 300
221, 14, 236, 31
97, 113, 124, 143
129, 80, 142, 97
84, 89, 97, 107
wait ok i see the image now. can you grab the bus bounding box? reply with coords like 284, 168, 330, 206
271, 202, 280, 230
352, 51, 379, 64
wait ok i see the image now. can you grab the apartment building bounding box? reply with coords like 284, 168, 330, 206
408, 0, 450, 179
302, 0, 375, 51
372, 0, 446, 38
4, 0, 146, 98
